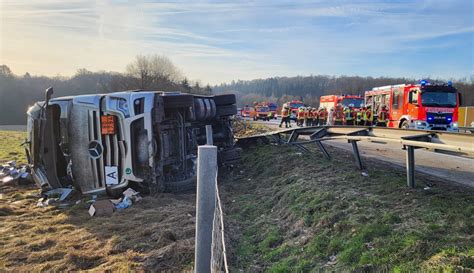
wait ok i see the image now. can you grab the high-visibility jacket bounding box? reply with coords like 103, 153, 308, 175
312, 110, 318, 119
335, 108, 344, 121
304, 110, 310, 119
297, 110, 305, 119
364, 109, 373, 121
281, 108, 290, 117
356, 110, 363, 122
344, 108, 353, 121
378, 109, 389, 122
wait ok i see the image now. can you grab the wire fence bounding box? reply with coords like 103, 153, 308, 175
210, 171, 229, 273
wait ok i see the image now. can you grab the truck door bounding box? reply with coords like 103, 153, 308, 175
390, 89, 403, 127
407, 89, 420, 120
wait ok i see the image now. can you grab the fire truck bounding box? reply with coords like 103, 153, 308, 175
240, 106, 254, 118
319, 94, 364, 109
250, 104, 271, 121
261, 102, 278, 119
364, 80, 460, 131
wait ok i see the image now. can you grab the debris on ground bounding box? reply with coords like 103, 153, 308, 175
44, 188, 74, 201
0, 161, 33, 186
123, 188, 143, 202
88, 199, 115, 216
361, 171, 369, 177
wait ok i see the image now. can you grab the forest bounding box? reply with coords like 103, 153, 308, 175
213, 75, 474, 108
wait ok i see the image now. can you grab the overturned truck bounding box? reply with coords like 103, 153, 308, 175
26, 88, 238, 196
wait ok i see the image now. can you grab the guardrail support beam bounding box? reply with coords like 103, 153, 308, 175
406, 145, 415, 188
316, 141, 331, 159
349, 140, 363, 170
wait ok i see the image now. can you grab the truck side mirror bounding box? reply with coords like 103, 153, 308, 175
408, 93, 413, 104
45, 87, 53, 106
458, 93, 463, 106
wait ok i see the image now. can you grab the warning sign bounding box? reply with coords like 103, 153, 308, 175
101, 115, 116, 135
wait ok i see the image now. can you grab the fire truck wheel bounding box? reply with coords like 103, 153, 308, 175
163, 94, 194, 108
401, 120, 409, 129
214, 94, 236, 106
217, 104, 237, 117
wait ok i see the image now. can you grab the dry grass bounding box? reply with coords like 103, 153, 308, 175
0, 183, 196, 271
0, 130, 27, 164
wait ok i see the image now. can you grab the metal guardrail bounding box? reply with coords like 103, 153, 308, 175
236, 126, 474, 188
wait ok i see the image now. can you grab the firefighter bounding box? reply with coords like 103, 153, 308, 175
377, 104, 389, 127
311, 107, 318, 126
297, 106, 305, 126
357, 104, 365, 126
279, 104, 291, 128
334, 103, 344, 125
343, 106, 353, 126
305, 107, 312, 127
327, 107, 334, 126
318, 107, 328, 126
364, 104, 373, 126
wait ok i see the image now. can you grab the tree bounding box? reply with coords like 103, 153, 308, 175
125, 54, 182, 89
0, 65, 12, 77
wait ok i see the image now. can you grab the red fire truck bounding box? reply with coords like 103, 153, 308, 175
364, 80, 460, 131
319, 94, 364, 109
240, 106, 254, 118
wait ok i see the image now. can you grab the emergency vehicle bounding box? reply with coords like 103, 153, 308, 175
240, 106, 254, 118
319, 94, 364, 109
261, 102, 278, 119
250, 104, 271, 121
364, 80, 460, 131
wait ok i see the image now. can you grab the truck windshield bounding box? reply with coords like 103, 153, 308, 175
421, 91, 457, 107
341, 98, 364, 107
257, 107, 269, 111
290, 103, 303, 108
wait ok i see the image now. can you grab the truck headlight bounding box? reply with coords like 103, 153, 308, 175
415, 121, 427, 127
452, 122, 458, 128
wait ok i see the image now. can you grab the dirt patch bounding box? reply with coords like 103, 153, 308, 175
232, 119, 271, 138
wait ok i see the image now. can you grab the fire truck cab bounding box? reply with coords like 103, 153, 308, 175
319, 95, 364, 110
364, 81, 460, 131
240, 106, 254, 118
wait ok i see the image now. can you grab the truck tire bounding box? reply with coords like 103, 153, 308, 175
194, 98, 206, 120
163, 94, 194, 109
216, 104, 237, 117
214, 94, 236, 106
401, 120, 409, 129
164, 177, 196, 193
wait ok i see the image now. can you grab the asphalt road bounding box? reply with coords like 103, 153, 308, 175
245, 117, 474, 188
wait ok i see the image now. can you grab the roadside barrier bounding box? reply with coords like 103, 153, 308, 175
236, 125, 474, 188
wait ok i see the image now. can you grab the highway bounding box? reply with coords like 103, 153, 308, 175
245, 117, 474, 188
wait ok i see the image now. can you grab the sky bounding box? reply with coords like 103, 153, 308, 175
0, 0, 473, 85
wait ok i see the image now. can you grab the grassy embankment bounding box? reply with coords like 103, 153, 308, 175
0, 130, 195, 271
222, 143, 474, 272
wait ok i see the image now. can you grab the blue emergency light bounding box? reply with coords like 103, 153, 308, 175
447, 117, 452, 122
447, 81, 453, 86
420, 79, 428, 86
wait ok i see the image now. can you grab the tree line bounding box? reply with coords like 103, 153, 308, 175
213, 75, 474, 108
0, 55, 212, 125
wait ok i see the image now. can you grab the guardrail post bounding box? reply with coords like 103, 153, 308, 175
205, 125, 213, 145
406, 145, 415, 188
195, 144, 217, 273
316, 141, 331, 159
349, 140, 363, 170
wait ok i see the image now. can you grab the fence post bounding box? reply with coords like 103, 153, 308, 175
206, 125, 213, 145
195, 144, 217, 273
406, 145, 415, 188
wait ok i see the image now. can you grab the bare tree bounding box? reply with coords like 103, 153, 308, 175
125, 54, 183, 89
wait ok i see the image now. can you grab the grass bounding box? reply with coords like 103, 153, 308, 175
0, 130, 27, 164
222, 144, 474, 272
0, 131, 196, 271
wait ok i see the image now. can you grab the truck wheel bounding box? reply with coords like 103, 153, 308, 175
401, 120, 409, 129
164, 177, 196, 193
163, 94, 194, 108
214, 94, 236, 106
194, 98, 206, 120
217, 104, 237, 117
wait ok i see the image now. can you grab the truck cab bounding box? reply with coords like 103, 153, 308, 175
26, 89, 237, 195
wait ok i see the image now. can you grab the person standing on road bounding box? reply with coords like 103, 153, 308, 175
343, 106, 353, 126
311, 107, 318, 126
364, 104, 373, 126
357, 105, 364, 126
318, 107, 327, 126
279, 104, 292, 128
297, 106, 305, 127
305, 107, 313, 127
334, 104, 344, 125
327, 107, 335, 126
377, 104, 389, 127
